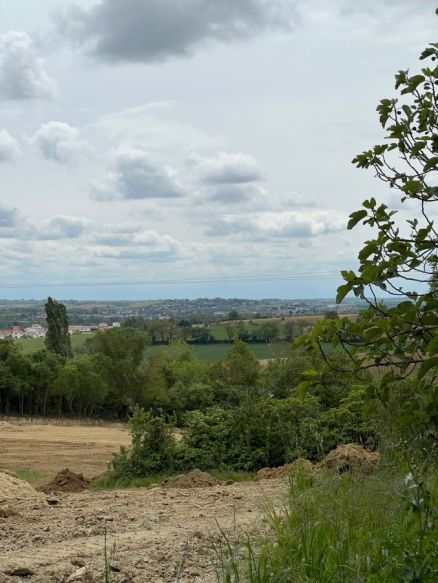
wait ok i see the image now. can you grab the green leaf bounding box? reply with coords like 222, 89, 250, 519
296, 380, 311, 400
418, 357, 438, 379
423, 157, 438, 172
347, 210, 367, 230
336, 283, 352, 304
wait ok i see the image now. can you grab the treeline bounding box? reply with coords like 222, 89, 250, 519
121, 315, 321, 344
0, 327, 378, 471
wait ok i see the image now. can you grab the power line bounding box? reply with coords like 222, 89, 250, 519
0, 271, 343, 289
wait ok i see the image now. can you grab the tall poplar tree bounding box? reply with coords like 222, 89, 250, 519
44, 297, 72, 358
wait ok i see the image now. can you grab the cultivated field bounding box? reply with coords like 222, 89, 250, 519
0, 418, 286, 582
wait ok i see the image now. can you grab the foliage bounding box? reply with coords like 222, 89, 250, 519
109, 406, 177, 477
295, 41, 438, 445
215, 466, 438, 582
44, 297, 72, 358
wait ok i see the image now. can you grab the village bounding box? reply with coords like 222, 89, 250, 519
0, 322, 121, 340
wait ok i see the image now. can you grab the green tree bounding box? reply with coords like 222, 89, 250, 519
297, 39, 438, 441
44, 297, 72, 357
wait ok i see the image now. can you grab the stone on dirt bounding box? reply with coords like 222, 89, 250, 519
0, 505, 17, 518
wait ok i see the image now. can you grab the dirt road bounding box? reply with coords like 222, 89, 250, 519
0, 420, 130, 484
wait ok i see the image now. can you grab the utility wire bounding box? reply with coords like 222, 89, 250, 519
0, 271, 343, 289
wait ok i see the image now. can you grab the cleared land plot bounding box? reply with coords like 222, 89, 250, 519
0, 420, 130, 485
0, 418, 287, 582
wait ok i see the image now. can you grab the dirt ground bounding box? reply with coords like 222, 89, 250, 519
0, 419, 287, 582
0, 419, 131, 484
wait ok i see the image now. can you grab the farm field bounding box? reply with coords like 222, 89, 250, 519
17, 335, 291, 362
0, 418, 286, 582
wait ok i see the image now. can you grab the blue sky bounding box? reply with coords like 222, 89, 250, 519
0, 0, 435, 300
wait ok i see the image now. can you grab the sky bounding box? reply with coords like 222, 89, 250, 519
0, 0, 436, 300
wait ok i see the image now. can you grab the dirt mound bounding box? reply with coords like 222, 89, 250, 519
164, 469, 224, 489
257, 458, 315, 480
0, 420, 21, 432
0, 471, 45, 508
318, 444, 379, 474
40, 469, 91, 493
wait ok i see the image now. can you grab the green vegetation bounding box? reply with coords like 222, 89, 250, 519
44, 297, 72, 357
12, 468, 47, 483
215, 466, 438, 582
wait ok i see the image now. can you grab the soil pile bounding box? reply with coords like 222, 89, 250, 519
257, 458, 314, 480
40, 469, 91, 493
317, 444, 379, 474
0, 471, 45, 509
164, 469, 224, 489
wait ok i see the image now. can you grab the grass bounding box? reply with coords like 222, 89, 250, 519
214, 465, 438, 582
16, 334, 91, 354
13, 468, 47, 483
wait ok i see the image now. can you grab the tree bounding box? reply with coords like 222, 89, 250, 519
45, 297, 72, 357
297, 37, 438, 440
224, 322, 236, 343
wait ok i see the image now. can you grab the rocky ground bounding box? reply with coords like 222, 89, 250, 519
0, 472, 286, 583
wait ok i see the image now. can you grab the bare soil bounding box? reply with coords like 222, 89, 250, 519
0, 420, 130, 485
0, 419, 287, 582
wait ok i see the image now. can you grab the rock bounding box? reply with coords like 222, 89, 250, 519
46, 497, 59, 506
67, 566, 89, 581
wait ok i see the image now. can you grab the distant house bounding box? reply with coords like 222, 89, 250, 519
68, 325, 92, 335
24, 324, 46, 338
0, 326, 25, 340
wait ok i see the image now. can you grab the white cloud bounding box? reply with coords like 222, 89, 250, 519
55, 0, 297, 63
31, 121, 92, 163
0, 200, 18, 230
0, 31, 58, 100
90, 147, 187, 200
191, 151, 262, 185
205, 210, 346, 239
38, 215, 93, 240
205, 183, 266, 205
0, 129, 21, 162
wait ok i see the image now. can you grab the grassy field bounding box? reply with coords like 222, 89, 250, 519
16, 334, 91, 354
15, 334, 290, 362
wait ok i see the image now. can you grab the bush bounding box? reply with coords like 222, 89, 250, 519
109, 406, 176, 477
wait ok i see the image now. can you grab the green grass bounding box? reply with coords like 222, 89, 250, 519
13, 468, 47, 483
16, 334, 91, 354
214, 465, 438, 582
145, 342, 291, 363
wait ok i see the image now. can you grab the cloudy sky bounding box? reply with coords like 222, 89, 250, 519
0, 0, 435, 300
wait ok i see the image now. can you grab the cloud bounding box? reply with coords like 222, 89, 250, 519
93, 229, 185, 261
55, 0, 297, 63
205, 210, 345, 239
90, 147, 187, 200
0, 200, 19, 230
0, 31, 58, 100
206, 183, 266, 205
38, 216, 93, 240
31, 121, 92, 163
0, 129, 21, 162
191, 151, 262, 185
